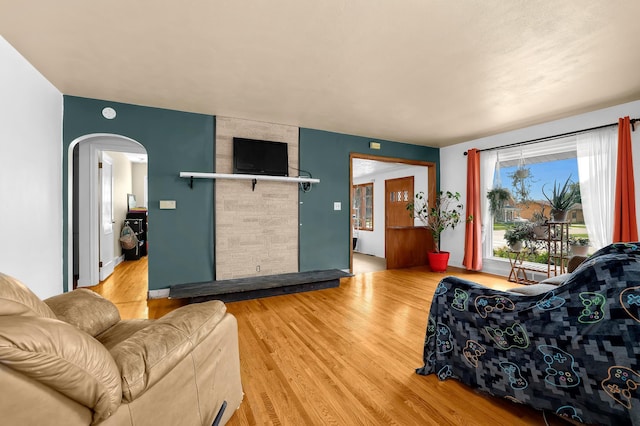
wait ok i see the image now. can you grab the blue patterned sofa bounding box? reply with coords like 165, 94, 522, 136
416, 243, 640, 425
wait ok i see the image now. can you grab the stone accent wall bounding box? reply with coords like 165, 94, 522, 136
215, 117, 299, 279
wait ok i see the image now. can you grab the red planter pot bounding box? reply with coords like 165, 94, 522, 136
428, 251, 450, 272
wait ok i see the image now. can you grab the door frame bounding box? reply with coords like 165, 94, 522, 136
99, 152, 115, 281
68, 133, 146, 289
349, 153, 436, 273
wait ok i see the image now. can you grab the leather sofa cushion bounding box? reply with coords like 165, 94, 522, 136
0, 272, 57, 319
110, 300, 227, 402
96, 319, 152, 350
0, 315, 122, 424
45, 289, 121, 337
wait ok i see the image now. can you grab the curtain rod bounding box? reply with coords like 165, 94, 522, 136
463, 118, 640, 156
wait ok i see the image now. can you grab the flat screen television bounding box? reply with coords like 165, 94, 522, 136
233, 137, 289, 176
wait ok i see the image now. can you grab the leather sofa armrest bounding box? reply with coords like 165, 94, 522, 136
0, 316, 122, 424
45, 289, 121, 337
110, 300, 227, 402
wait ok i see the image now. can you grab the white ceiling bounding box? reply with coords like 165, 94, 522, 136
2, 1, 640, 147
352, 158, 423, 180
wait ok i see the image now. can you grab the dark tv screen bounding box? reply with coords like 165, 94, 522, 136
233, 138, 289, 176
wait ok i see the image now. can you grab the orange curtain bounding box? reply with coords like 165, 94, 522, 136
463, 148, 482, 270
613, 116, 639, 242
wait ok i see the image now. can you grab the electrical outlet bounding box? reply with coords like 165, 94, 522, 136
256, 265, 260, 272
334, 202, 341, 211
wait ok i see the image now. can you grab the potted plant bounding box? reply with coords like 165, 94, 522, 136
504, 223, 534, 251
486, 187, 512, 221
407, 190, 471, 272
509, 166, 534, 205
569, 236, 590, 256
531, 207, 549, 238
542, 176, 580, 222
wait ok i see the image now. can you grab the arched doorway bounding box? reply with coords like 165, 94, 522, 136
67, 133, 147, 290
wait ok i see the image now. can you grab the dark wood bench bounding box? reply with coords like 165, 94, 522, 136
169, 269, 352, 303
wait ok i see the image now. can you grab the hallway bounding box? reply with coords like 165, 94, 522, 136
352, 252, 386, 274
89, 257, 184, 319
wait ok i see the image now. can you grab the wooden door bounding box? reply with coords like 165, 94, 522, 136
385, 176, 430, 269
386, 176, 414, 229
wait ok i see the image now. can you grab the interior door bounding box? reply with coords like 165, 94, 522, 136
386, 176, 414, 229
99, 153, 115, 281
385, 176, 429, 269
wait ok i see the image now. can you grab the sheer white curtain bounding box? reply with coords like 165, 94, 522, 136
480, 151, 497, 258
576, 127, 618, 250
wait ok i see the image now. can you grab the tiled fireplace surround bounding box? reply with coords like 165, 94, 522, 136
215, 117, 299, 280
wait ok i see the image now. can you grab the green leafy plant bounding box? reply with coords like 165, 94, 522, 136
494, 246, 549, 264
569, 236, 589, 246
407, 191, 471, 253
486, 187, 512, 219
531, 206, 549, 238
504, 223, 534, 247
531, 206, 549, 225
508, 166, 535, 205
542, 176, 580, 215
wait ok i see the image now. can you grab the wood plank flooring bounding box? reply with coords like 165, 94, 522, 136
91, 260, 570, 425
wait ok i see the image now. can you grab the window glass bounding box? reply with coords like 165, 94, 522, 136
490, 155, 592, 264
353, 183, 374, 231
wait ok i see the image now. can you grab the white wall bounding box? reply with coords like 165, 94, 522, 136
106, 151, 133, 258
131, 162, 147, 208
353, 164, 428, 258
0, 36, 63, 298
441, 100, 640, 276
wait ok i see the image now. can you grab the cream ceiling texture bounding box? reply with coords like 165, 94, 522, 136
2, 1, 640, 147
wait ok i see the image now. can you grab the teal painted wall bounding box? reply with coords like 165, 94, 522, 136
63, 96, 215, 291
63, 97, 438, 289
298, 128, 439, 271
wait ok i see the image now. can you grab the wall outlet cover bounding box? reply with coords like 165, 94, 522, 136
159, 200, 176, 209
334, 202, 341, 210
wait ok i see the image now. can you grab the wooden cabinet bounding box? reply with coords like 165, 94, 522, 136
385, 226, 431, 269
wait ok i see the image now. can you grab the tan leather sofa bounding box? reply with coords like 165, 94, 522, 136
0, 272, 243, 425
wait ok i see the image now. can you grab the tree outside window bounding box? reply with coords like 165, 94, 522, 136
352, 183, 374, 231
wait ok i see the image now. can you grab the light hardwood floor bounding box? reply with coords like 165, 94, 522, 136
352, 252, 387, 274
91, 259, 570, 425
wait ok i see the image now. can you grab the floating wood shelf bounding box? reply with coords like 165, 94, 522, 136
179, 172, 320, 190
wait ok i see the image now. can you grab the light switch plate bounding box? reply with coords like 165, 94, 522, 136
160, 200, 176, 209
334, 202, 341, 211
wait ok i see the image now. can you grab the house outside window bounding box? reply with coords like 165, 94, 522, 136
352, 183, 374, 231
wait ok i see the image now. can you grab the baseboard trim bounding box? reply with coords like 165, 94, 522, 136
148, 288, 170, 299
114, 254, 125, 267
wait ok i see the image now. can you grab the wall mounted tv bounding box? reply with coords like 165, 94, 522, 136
233, 137, 289, 176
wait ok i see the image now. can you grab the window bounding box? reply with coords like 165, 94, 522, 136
485, 136, 592, 263
482, 126, 620, 268
352, 183, 374, 231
